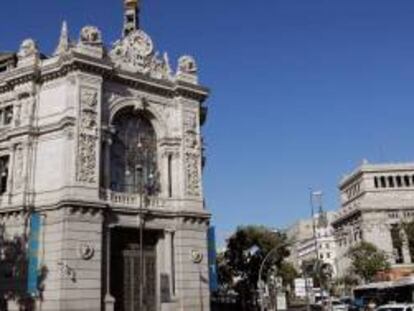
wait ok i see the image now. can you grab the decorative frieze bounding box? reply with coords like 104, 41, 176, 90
76, 88, 98, 184
185, 152, 201, 197
183, 110, 201, 197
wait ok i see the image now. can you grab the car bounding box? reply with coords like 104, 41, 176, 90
376, 303, 414, 311
319, 298, 349, 311
330, 299, 349, 311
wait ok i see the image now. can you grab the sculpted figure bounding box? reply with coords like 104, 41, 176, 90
80, 26, 102, 45
178, 55, 198, 74
18, 39, 38, 58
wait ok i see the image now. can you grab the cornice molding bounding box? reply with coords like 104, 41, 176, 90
0, 53, 209, 101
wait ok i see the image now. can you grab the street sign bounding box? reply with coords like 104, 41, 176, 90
294, 278, 313, 297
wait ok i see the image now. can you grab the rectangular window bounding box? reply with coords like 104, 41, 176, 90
4, 106, 12, 125
168, 154, 172, 198
0, 155, 9, 195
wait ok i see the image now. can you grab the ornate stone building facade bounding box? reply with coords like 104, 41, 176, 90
333, 162, 414, 278
0, 1, 211, 310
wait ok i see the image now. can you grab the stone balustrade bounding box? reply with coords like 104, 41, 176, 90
100, 188, 165, 209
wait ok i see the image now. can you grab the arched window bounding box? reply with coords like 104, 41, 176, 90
110, 108, 158, 194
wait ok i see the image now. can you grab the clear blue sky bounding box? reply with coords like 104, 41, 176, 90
3, 1, 414, 246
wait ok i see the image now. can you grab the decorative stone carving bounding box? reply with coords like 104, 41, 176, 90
75, 26, 103, 58
76, 89, 98, 184
183, 110, 201, 196
57, 261, 76, 282
54, 21, 71, 56
191, 249, 203, 264
178, 55, 197, 75
176, 55, 198, 84
14, 145, 24, 190
17, 39, 38, 59
78, 242, 95, 260
184, 111, 198, 149
185, 152, 201, 196
109, 30, 172, 80
80, 26, 102, 45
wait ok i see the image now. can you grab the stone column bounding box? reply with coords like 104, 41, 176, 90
400, 229, 412, 264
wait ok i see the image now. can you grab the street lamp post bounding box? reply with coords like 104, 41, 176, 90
137, 162, 145, 311
134, 139, 158, 311
257, 241, 292, 311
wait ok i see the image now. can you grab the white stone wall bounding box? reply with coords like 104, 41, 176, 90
37, 209, 103, 311
334, 163, 414, 277
0, 19, 210, 310
174, 222, 209, 311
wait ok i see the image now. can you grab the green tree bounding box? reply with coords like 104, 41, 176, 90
347, 241, 390, 283
218, 226, 291, 310
279, 261, 299, 288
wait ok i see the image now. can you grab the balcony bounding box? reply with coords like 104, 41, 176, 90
100, 188, 166, 210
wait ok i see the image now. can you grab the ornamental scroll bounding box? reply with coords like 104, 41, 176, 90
76, 88, 98, 184
184, 111, 201, 196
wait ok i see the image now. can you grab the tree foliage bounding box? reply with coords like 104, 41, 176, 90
279, 261, 299, 288
217, 226, 291, 309
347, 241, 390, 283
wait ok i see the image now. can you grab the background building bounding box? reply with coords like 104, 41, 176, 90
0, 1, 211, 310
333, 161, 414, 279
287, 211, 338, 276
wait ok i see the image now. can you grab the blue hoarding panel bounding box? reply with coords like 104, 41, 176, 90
27, 213, 41, 295
208, 226, 218, 292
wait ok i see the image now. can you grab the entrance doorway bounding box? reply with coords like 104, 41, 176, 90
110, 227, 159, 311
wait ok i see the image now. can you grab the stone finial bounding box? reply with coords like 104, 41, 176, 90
163, 52, 173, 77
76, 26, 104, 58
17, 38, 39, 67
18, 39, 38, 59
177, 55, 197, 75
54, 21, 70, 56
176, 55, 198, 84
79, 26, 102, 46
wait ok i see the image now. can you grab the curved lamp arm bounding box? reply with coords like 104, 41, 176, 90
257, 240, 294, 288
